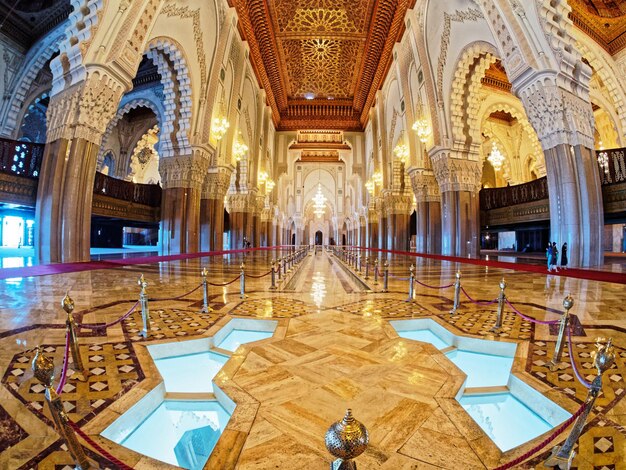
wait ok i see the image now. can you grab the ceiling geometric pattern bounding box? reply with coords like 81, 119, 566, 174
230, 0, 415, 131
568, 0, 626, 54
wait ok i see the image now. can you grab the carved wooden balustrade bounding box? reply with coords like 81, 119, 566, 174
0, 138, 161, 223
480, 147, 626, 227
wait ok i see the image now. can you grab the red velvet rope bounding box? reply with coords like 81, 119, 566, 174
493, 401, 586, 470
55, 332, 71, 395
68, 420, 133, 470
414, 279, 455, 290
567, 324, 592, 389
461, 286, 499, 306
77, 301, 139, 330
246, 270, 273, 279
149, 283, 203, 301
505, 299, 560, 325
207, 274, 242, 287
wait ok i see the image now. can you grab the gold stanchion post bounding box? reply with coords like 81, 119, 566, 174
138, 274, 150, 338
31, 347, 95, 469
270, 259, 277, 290
201, 267, 213, 313
62, 293, 88, 381
406, 265, 415, 302
450, 271, 461, 315
382, 260, 389, 293
240, 262, 246, 299
545, 338, 615, 468
491, 278, 506, 332
548, 294, 574, 371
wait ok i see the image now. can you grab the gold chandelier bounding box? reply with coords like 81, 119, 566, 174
211, 98, 229, 141
487, 141, 505, 172
233, 133, 249, 161
412, 118, 431, 144
372, 170, 382, 186
365, 179, 375, 194
312, 183, 326, 218
393, 130, 410, 164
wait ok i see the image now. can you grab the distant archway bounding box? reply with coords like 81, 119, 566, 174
315, 230, 323, 245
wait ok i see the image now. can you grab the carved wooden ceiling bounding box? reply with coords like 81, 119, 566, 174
568, 0, 626, 54
230, 0, 415, 131
0, 0, 70, 48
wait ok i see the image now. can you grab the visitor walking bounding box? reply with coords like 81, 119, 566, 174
551, 242, 559, 271
546, 243, 553, 271
560, 242, 568, 269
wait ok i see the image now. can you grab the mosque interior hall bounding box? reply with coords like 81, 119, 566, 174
1, 0, 626, 469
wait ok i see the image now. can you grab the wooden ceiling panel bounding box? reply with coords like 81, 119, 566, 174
230, 0, 415, 130
568, 0, 626, 54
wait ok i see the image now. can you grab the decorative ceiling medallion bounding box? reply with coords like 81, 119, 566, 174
231, 0, 415, 130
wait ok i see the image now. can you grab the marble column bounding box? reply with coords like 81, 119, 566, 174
161, 187, 201, 254
200, 168, 231, 252
543, 143, 603, 266
159, 151, 209, 255
359, 220, 366, 247
35, 76, 126, 263
440, 190, 479, 257
518, 80, 604, 266
36, 136, 100, 263
384, 195, 413, 252
410, 171, 442, 254
431, 152, 482, 258
228, 194, 250, 250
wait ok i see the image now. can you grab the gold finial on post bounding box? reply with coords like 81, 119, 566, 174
31, 347, 94, 469
548, 294, 575, 371
138, 274, 150, 338
450, 270, 462, 315
325, 409, 369, 470
62, 293, 87, 381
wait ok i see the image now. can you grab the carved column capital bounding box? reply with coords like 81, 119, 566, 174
46, 72, 127, 145
430, 148, 482, 193
516, 79, 594, 150
201, 166, 233, 199
408, 169, 440, 202
159, 147, 212, 190
382, 193, 413, 215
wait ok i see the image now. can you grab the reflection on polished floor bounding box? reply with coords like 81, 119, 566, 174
0, 248, 625, 469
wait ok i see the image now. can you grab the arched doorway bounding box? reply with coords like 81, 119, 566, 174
291, 233, 296, 245
315, 230, 323, 245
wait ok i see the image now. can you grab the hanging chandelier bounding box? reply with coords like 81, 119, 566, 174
412, 118, 431, 144
233, 133, 248, 161
487, 142, 505, 172
312, 183, 326, 218
393, 131, 410, 164
265, 179, 275, 193
211, 97, 229, 141
597, 151, 610, 175
372, 171, 383, 186
365, 179, 375, 194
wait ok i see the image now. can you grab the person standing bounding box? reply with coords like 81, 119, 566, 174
560, 242, 568, 269
551, 242, 559, 271
546, 243, 553, 271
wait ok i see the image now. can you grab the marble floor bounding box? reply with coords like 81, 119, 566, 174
0, 248, 625, 469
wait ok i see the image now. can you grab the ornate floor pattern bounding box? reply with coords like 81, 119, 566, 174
0, 250, 625, 469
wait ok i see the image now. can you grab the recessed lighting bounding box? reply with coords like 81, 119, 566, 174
304, 92, 315, 100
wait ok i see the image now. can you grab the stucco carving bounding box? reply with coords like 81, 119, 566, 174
159, 147, 211, 190
409, 170, 440, 203
46, 71, 126, 144
518, 80, 595, 149
201, 166, 232, 199
431, 150, 482, 193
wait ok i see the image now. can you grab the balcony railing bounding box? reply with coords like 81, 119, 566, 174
0, 137, 44, 179
480, 177, 548, 211
597, 147, 626, 185
93, 172, 161, 207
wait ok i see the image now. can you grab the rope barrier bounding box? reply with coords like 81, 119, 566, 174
492, 401, 586, 470
148, 283, 204, 302
461, 286, 499, 306
55, 332, 71, 395
246, 270, 272, 279
567, 324, 592, 389
67, 420, 133, 470
207, 274, 241, 287
505, 299, 560, 325
414, 279, 455, 290
76, 301, 139, 330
